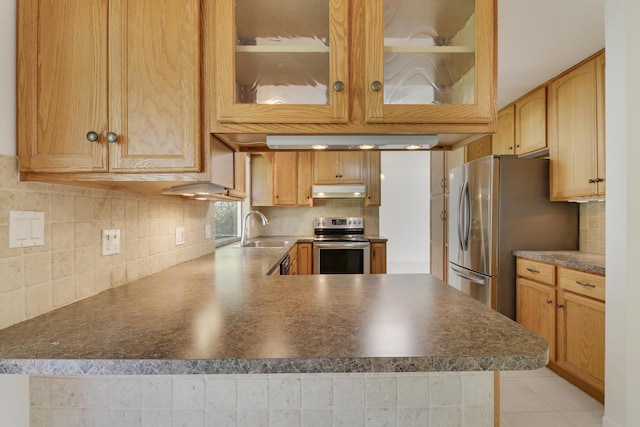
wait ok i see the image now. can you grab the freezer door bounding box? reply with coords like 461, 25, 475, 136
449, 263, 495, 309
448, 156, 496, 276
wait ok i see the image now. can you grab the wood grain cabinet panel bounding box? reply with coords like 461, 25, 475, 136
370, 242, 387, 274
492, 105, 515, 155
514, 86, 547, 156
18, 0, 202, 175
517, 277, 557, 361
549, 52, 605, 201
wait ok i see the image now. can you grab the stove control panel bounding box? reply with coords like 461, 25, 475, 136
314, 217, 364, 229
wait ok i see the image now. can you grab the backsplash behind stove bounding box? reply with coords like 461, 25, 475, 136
253, 200, 379, 237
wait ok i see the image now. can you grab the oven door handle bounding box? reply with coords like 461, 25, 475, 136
313, 242, 370, 249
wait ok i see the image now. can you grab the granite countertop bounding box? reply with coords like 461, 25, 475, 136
513, 250, 605, 275
0, 239, 547, 376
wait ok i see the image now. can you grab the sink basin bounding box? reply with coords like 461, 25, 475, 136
239, 240, 290, 248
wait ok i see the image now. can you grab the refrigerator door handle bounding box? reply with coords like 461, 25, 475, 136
457, 183, 465, 250
460, 181, 471, 251
450, 265, 488, 285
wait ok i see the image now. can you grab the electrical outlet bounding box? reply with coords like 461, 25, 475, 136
176, 227, 185, 246
205, 224, 212, 240
101, 229, 121, 256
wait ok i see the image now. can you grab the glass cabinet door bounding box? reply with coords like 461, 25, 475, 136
364, 0, 495, 124
215, 0, 349, 124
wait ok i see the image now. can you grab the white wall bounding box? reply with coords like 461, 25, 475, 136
0, 1, 29, 425
603, 1, 640, 426
380, 151, 430, 273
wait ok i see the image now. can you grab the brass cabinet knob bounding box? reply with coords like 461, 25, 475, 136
371, 81, 383, 92
86, 131, 99, 142
106, 132, 119, 143
546, 299, 553, 305
333, 81, 345, 92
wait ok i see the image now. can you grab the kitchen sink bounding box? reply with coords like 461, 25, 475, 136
238, 240, 290, 248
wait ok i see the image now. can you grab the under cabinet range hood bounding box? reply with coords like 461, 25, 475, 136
266, 135, 438, 150
312, 185, 366, 199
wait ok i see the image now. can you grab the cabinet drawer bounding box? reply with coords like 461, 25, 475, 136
516, 258, 555, 285
558, 267, 605, 301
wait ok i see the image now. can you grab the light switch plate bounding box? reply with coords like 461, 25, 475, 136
101, 229, 121, 256
9, 211, 44, 248
176, 227, 185, 246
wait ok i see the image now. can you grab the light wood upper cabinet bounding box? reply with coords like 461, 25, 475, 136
209, 0, 497, 135
549, 52, 605, 201
464, 135, 492, 162
273, 152, 299, 206
364, 152, 382, 207
251, 152, 313, 206
18, 0, 202, 174
313, 152, 365, 184
514, 86, 547, 156
492, 105, 515, 155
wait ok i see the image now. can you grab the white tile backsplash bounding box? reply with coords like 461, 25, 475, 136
30, 372, 495, 426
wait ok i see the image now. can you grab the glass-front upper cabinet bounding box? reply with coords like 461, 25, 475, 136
214, 0, 349, 124
364, 0, 495, 124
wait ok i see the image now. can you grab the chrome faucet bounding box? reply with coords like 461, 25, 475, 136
241, 210, 269, 246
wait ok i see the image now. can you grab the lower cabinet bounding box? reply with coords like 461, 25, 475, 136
370, 242, 387, 274
296, 243, 313, 275
516, 258, 605, 402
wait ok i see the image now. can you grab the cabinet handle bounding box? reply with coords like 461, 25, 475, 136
595, 177, 604, 183
508, 146, 513, 151
440, 178, 446, 190
576, 280, 596, 288
588, 178, 595, 183
546, 299, 553, 305
440, 210, 447, 221
333, 81, 345, 92
106, 132, 119, 143
371, 81, 383, 92
526, 268, 540, 274
86, 131, 100, 142
557, 303, 564, 309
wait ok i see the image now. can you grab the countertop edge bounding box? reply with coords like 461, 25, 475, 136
0, 352, 548, 376
513, 250, 605, 275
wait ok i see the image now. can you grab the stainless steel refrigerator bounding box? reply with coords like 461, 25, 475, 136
448, 155, 579, 320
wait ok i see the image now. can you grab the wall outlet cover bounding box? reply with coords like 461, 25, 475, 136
176, 227, 185, 246
101, 229, 121, 256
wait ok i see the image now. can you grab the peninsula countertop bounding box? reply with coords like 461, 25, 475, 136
0, 240, 548, 376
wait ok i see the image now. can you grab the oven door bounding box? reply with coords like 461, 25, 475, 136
313, 241, 371, 274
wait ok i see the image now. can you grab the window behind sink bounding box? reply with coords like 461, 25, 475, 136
215, 201, 241, 245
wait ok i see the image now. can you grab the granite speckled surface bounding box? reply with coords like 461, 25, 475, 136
0, 241, 547, 375
513, 250, 605, 275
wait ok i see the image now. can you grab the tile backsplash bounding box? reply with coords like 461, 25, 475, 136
0, 155, 216, 330
579, 201, 605, 254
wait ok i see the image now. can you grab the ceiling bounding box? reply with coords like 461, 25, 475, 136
497, 0, 605, 109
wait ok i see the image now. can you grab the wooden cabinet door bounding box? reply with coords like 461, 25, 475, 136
595, 52, 606, 197
297, 152, 313, 206
109, 0, 201, 172
297, 243, 313, 275
273, 152, 298, 205
517, 277, 557, 361
549, 58, 599, 200
493, 105, 515, 155
465, 135, 492, 162
557, 290, 605, 394
429, 194, 447, 281
515, 86, 546, 156
364, 152, 381, 206
370, 242, 387, 274
337, 152, 365, 184
363, 0, 496, 126
213, 0, 349, 125
313, 152, 364, 184
18, 0, 109, 173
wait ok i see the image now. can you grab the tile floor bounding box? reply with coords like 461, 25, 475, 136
500, 367, 604, 427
